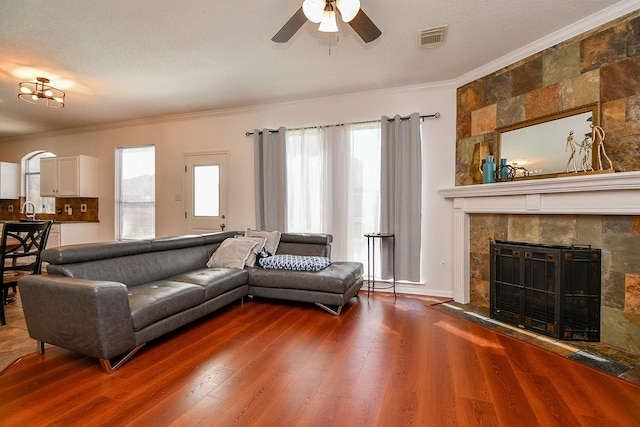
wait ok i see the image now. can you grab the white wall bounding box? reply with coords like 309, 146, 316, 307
0, 82, 457, 297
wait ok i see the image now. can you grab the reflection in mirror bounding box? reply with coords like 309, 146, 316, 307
497, 103, 599, 179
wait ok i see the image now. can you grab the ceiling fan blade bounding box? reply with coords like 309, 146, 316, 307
272, 8, 308, 43
348, 9, 382, 43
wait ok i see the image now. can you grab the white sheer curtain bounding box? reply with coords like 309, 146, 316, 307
286, 122, 381, 263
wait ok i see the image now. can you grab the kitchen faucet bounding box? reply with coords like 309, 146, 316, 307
21, 201, 36, 219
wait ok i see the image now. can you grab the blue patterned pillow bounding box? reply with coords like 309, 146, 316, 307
259, 255, 332, 272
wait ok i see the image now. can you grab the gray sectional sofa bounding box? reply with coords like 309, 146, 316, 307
19, 231, 363, 373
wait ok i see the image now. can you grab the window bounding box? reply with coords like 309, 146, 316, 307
285, 122, 381, 264
116, 146, 155, 240
23, 151, 56, 214
193, 164, 220, 217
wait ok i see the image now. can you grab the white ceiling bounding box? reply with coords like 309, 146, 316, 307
0, 0, 632, 140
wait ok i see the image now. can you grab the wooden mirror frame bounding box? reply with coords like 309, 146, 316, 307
496, 103, 600, 180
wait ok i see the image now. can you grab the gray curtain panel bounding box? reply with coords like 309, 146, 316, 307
254, 127, 287, 231
380, 113, 422, 282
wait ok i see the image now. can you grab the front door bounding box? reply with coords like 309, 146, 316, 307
184, 152, 228, 234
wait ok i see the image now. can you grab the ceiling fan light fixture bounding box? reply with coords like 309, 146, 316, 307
318, 5, 338, 33
18, 77, 65, 109
302, 0, 324, 23
336, 0, 360, 22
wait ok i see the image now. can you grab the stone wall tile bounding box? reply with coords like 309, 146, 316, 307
603, 215, 636, 233
457, 112, 472, 141
576, 215, 604, 248
471, 104, 497, 136
539, 215, 578, 245
543, 41, 581, 86
507, 215, 540, 242
601, 56, 640, 103
625, 273, 640, 313
605, 135, 640, 172
625, 94, 640, 135
628, 15, 640, 57
512, 57, 543, 97
601, 99, 627, 138
602, 234, 640, 275
581, 21, 628, 72
558, 69, 600, 110
525, 84, 561, 119
496, 95, 526, 128
602, 267, 625, 309
458, 80, 486, 114
456, 135, 482, 185
601, 306, 640, 353
485, 71, 512, 105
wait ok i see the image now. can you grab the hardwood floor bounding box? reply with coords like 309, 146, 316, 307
1, 293, 640, 426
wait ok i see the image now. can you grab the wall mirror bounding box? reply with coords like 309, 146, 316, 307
496, 103, 600, 179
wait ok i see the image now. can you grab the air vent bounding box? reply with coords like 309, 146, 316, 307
418, 25, 448, 49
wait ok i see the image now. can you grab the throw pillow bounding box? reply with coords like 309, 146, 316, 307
207, 238, 259, 269
258, 254, 332, 272
234, 235, 267, 267
246, 229, 281, 255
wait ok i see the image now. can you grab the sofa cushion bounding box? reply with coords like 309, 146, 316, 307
259, 255, 332, 272
207, 238, 258, 269
48, 246, 212, 287
248, 261, 363, 293
170, 268, 249, 299
128, 281, 205, 331
246, 229, 281, 255
234, 235, 267, 267
42, 240, 151, 265
276, 233, 332, 257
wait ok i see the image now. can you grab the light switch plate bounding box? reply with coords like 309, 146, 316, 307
81, 203, 87, 212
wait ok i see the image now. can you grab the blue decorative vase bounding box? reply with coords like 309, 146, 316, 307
482, 155, 495, 183
500, 158, 509, 179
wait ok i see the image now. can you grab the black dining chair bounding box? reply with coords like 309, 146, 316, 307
1, 220, 54, 325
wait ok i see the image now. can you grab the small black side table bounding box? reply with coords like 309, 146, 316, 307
364, 233, 396, 299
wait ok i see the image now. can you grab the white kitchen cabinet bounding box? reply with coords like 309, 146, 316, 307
46, 223, 61, 248
0, 162, 20, 199
41, 155, 97, 197
59, 222, 99, 246
46, 222, 99, 248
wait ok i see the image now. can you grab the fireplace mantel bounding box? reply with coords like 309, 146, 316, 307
439, 171, 640, 303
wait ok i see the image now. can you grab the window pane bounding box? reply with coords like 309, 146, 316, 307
120, 203, 155, 240
194, 165, 219, 217
24, 151, 56, 214
117, 146, 155, 240
26, 151, 54, 173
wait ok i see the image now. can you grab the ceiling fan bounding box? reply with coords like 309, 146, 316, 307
272, 0, 382, 44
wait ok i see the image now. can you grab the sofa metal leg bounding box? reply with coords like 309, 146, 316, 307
315, 303, 343, 316
99, 343, 145, 374
38, 341, 45, 354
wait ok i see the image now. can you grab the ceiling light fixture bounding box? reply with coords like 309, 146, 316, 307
303, 0, 361, 33
18, 77, 65, 108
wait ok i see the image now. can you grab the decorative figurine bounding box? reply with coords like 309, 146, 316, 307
591, 124, 613, 171
578, 133, 594, 172
565, 131, 578, 173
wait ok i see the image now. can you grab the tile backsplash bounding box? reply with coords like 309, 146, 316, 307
0, 197, 99, 222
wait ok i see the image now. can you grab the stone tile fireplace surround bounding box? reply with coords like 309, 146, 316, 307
440, 171, 640, 353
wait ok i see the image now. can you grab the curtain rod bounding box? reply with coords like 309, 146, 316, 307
245, 112, 440, 136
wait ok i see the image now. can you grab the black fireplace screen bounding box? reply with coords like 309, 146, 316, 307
490, 240, 601, 341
